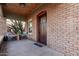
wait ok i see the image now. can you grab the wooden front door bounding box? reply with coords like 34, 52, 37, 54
37, 11, 47, 45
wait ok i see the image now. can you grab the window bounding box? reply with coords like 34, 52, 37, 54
28, 19, 32, 34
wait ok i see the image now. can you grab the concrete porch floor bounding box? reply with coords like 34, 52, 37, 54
0, 39, 64, 56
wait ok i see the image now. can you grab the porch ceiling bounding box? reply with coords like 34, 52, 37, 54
2, 3, 43, 17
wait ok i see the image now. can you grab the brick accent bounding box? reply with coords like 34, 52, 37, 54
25, 4, 79, 55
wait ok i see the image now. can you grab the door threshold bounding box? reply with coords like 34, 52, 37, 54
34, 43, 43, 47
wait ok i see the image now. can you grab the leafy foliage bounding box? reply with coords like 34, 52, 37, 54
10, 19, 23, 35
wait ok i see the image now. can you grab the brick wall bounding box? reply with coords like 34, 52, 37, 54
26, 4, 79, 55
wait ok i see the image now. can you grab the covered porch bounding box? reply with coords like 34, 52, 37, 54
1, 3, 79, 56
0, 39, 63, 56
0, 3, 61, 56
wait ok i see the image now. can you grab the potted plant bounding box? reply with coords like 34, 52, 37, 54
9, 19, 24, 40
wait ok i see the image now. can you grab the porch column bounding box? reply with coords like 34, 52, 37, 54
0, 5, 7, 44
25, 20, 28, 33
0, 5, 3, 16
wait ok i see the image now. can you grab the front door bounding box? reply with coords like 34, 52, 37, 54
38, 13, 47, 45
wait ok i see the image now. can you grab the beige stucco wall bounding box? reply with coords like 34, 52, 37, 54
25, 4, 79, 55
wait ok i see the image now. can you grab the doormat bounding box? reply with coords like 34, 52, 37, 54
34, 43, 43, 47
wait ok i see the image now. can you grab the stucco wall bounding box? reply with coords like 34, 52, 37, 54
26, 4, 79, 55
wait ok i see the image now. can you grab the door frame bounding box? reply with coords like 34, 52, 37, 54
37, 10, 47, 45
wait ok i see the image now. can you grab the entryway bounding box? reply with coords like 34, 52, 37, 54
37, 11, 47, 45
